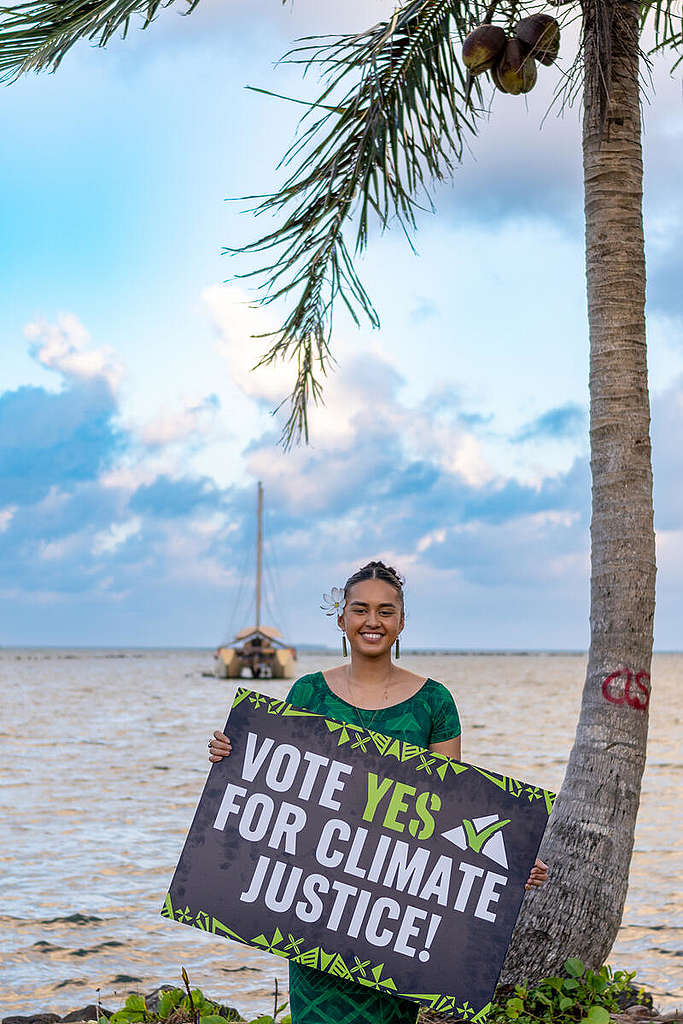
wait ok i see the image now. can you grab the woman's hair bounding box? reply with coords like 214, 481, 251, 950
343, 561, 405, 607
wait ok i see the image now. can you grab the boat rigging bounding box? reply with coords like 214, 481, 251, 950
214, 481, 296, 679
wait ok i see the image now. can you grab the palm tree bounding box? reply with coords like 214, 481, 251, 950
1, 0, 675, 980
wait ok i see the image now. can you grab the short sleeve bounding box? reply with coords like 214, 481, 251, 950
428, 682, 461, 743
285, 674, 317, 708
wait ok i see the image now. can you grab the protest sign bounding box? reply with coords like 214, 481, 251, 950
162, 688, 555, 1020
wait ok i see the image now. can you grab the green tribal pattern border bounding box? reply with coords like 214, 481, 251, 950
231, 688, 555, 816
161, 892, 491, 1021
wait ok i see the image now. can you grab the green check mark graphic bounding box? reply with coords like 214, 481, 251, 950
463, 817, 511, 853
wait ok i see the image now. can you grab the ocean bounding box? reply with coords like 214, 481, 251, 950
1, 649, 680, 1018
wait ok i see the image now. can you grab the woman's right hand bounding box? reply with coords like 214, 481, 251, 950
208, 730, 232, 762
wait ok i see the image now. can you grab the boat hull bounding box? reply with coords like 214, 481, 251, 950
214, 640, 296, 680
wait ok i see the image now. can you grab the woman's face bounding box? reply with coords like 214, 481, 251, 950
338, 578, 404, 658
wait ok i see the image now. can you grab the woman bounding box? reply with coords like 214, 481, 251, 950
209, 560, 548, 1024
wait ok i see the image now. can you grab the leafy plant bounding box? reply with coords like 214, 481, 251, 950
489, 959, 648, 1024
99, 969, 288, 1024
158, 991, 185, 1020
108, 994, 152, 1024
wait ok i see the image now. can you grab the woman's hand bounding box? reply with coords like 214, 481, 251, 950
525, 858, 549, 890
208, 730, 232, 762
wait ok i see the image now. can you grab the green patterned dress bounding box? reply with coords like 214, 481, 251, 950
285, 671, 461, 1024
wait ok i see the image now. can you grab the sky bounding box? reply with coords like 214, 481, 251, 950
2, 0, 683, 649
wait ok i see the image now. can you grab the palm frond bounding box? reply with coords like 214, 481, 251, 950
229, 0, 497, 446
641, 1, 683, 69
0, 0, 201, 82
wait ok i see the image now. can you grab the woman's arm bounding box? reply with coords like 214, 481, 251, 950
429, 736, 461, 760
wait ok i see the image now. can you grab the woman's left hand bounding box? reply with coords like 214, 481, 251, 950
525, 858, 548, 890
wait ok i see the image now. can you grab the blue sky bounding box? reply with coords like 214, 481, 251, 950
2, 0, 683, 648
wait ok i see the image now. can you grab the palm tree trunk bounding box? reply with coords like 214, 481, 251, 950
500, 0, 656, 983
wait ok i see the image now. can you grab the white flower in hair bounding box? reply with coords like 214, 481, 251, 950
321, 587, 345, 615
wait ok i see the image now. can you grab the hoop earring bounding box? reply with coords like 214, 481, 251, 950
395, 636, 400, 660
342, 633, 348, 657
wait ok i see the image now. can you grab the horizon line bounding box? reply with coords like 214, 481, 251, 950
2, 644, 682, 655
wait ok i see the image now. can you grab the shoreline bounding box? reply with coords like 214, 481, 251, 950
4, 980, 681, 1024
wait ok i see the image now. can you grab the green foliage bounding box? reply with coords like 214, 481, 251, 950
227, 0, 487, 445
102, 976, 285, 1024
489, 959, 646, 1024
126, 996, 148, 1012
100, 963, 650, 1024
158, 991, 185, 1019
186, 988, 211, 1015
642, 2, 683, 69
108, 993, 151, 1024
0, 0, 202, 84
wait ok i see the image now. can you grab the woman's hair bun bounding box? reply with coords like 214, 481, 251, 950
343, 560, 405, 600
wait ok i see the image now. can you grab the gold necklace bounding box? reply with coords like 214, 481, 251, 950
345, 674, 389, 730
354, 705, 379, 730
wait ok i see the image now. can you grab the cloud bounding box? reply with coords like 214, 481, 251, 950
138, 393, 221, 446
129, 474, 225, 519
3, 304, 683, 648
25, 313, 124, 394
418, 510, 587, 587
92, 516, 142, 555
238, 346, 501, 519
203, 283, 292, 405
0, 506, 17, 533
239, 346, 589, 557
0, 381, 121, 505
0, 316, 235, 619
513, 402, 586, 443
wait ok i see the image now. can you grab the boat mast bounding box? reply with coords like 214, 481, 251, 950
256, 481, 263, 631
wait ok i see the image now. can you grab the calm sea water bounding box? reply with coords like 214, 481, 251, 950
1, 650, 680, 1018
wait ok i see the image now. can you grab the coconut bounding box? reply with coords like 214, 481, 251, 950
491, 38, 538, 94
462, 24, 507, 75
515, 13, 560, 65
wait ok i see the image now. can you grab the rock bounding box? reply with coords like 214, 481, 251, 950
616, 988, 654, 1011
3, 1016, 62, 1024
612, 1015, 659, 1024
62, 1007, 112, 1022
143, 988, 178, 1015
213, 1005, 241, 1022
658, 1014, 683, 1022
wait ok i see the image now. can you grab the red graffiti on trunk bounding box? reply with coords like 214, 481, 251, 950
601, 668, 650, 710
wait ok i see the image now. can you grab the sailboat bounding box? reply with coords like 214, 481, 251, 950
214, 482, 297, 679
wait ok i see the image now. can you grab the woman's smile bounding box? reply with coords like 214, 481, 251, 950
359, 630, 384, 642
